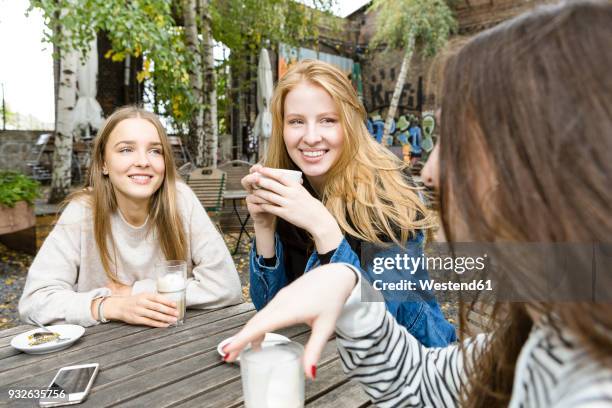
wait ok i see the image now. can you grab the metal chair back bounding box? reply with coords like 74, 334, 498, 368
218, 160, 252, 191
187, 167, 226, 213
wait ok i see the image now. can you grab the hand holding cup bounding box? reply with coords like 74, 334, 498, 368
247, 166, 343, 253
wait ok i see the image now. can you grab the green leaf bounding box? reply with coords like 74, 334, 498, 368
0, 171, 40, 207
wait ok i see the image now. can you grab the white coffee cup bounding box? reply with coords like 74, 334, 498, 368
256, 169, 302, 188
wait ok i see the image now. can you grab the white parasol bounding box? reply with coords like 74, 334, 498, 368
255, 48, 274, 159
73, 35, 104, 139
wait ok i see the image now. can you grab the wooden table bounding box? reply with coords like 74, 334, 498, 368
0, 303, 372, 407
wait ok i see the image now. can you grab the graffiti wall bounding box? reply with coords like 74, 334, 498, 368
360, 48, 428, 118
366, 67, 423, 115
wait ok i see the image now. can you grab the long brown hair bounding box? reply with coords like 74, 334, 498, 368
266, 60, 434, 244
437, 2, 612, 406
69, 106, 187, 282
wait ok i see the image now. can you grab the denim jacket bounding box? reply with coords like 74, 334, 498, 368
249, 233, 457, 347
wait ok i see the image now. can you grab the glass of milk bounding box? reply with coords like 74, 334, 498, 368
240, 341, 304, 408
155, 260, 187, 326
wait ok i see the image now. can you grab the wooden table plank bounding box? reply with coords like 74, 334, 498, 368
0, 304, 256, 407
83, 326, 311, 407
0, 312, 253, 394
0, 325, 35, 340
122, 330, 333, 408
0, 303, 254, 390
0, 320, 136, 357
306, 380, 372, 408
92, 322, 285, 392
0, 305, 224, 347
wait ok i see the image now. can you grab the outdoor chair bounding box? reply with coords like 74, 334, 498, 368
177, 162, 194, 182
168, 136, 191, 167
218, 159, 252, 190
218, 160, 255, 253
186, 167, 226, 230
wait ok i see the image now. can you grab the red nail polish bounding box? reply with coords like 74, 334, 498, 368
311, 365, 317, 379
223, 353, 229, 362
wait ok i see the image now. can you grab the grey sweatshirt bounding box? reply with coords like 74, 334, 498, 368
19, 182, 242, 327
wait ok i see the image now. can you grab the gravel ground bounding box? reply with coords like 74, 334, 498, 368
0, 243, 32, 329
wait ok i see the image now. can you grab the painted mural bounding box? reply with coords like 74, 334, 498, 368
366, 110, 435, 164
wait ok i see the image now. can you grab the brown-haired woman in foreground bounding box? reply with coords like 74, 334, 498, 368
20, 106, 241, 327
225, 2, 612, 406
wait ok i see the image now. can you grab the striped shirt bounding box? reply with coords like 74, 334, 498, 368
335, 271, 612, 407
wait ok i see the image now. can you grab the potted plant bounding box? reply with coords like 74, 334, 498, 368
0, 171, 40, 253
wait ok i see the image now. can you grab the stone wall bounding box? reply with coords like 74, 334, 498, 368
0, 130, 50, 174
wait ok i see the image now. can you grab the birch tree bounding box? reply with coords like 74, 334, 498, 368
182, 0, 205, 166
181, 0, 218, 168
369, 0, 456, 139
48, 15, 77, 203
200, 0, 218, 167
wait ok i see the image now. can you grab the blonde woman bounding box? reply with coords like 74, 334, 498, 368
242, 60, 456, 347
19, 106, 242, 328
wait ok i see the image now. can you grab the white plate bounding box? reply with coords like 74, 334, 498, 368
11, 325, 85, 355
218, 333, 290, 362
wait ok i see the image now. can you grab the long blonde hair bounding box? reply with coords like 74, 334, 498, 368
69, 106, 187, 282
266, 60, 434, 244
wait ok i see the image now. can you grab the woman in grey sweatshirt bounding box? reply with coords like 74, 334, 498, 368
19, 106, 242, 328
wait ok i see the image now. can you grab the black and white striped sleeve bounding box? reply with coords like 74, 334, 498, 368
335, 267, 487, 408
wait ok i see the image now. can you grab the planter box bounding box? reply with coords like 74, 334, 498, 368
0, 201, 36, 254
0, 201, 35, 235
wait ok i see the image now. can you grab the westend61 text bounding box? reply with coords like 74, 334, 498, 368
373, 279, 493, 292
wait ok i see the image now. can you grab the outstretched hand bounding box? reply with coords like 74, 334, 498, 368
222, 263, 358, 379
